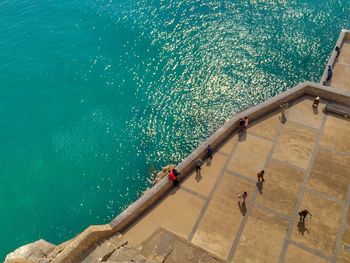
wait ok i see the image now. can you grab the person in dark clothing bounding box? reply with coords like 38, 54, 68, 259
239, 118, 245, 132
195, 158, 203, 173
207, 145, 213, 160
335, 46, 340, 58
172, 168, 180, 177
299, 209, 312, 222
326, 65, 333, 81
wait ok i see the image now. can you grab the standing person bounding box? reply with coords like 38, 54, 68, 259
324, 65, 333, 85
244, 116, 249, 130
168, 169, 178, 187
312, 96, 320, 108
238, 191, 248, 204
257, 170, 265, 182
327, 65, 333, 81
299, 209, 312, 222
335, 46, 340, 58
239, 118, 245, 132
207, 145, 213, 161
195, 158, 203, 173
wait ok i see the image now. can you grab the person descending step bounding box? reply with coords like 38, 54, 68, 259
299, 209, 312, 222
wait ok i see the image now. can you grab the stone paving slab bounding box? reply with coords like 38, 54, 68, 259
249, 111, 281, 141
308, 148, 350, 201
338, 40, 350, 64
284, 244, 329, 263
330, 63, 350, 92
320, 114, 350, 153
256, 159, 304, 216
337, 228, 350, 263
227, 134, 273, 179
291, 192, 342, 257
192, 174, 255, 259
123, 188, 204, 247
218, 134, 237, 155
231, 208, 289, 263
181, 153, 228, 197
287, 98, 324, 129
330, 40, 350, 91
273, 123, 316, 169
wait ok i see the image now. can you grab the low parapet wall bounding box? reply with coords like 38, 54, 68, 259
320, 29, 350, 84
49, 82, 350, 263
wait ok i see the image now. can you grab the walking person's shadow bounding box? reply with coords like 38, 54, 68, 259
238, 201, 247, 216
195, 170, 202, 182
279, 112, 287, 124
297, 220, 309, 235
256, 181, 264, 194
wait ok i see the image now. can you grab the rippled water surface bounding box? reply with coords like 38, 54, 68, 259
1, 0, 350, 258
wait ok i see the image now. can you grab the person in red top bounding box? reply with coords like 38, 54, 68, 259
168, 169, 178, 187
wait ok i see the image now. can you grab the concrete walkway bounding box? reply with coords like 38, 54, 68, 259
123, 97, 350, 263
329, 39, 350, 92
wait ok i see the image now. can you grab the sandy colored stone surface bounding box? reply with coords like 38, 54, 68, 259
249, 111, 281, 140
337, 228, 350, 263
232, 208, 288, 263
321, 114, 350, 153
331, 63, 350, 91
139, 228, 225, 263
256, 159, 304, 216
118, 95, 350, 263
287, 98, 324, 129
123, 188, 204, 247
308, 148, 350, 200
192, 174, 255, 259
291, 192, 342, 256
273, 123, 316, 169
284, 244, 329, 263
218, 134, 237, 155
227, 134, 273, 179
181, 153, 228, 197
338, 40, 350, 64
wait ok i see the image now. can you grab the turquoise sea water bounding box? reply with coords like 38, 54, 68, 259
1, 0, 350, 259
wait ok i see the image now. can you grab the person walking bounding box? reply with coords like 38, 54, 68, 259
195, 158, 203, 173
257, 170, 265, 182
238, 191, 248, 204
299, 209, 312, 222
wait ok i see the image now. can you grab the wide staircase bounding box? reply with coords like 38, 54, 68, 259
79, 228, 224, 263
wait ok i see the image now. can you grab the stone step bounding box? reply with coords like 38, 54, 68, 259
81, 240, 117, 263
81, 233, 128, 263
106, 246, 147, 262
138, 228, 225, 263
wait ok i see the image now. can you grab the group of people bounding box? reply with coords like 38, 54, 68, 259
166, 123, 313, 234
168, 145, 213, 187
239, 116, 249, 132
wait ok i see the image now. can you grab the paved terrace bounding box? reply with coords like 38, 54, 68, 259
323, 30, 350, 92
123, 96, 350, 263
